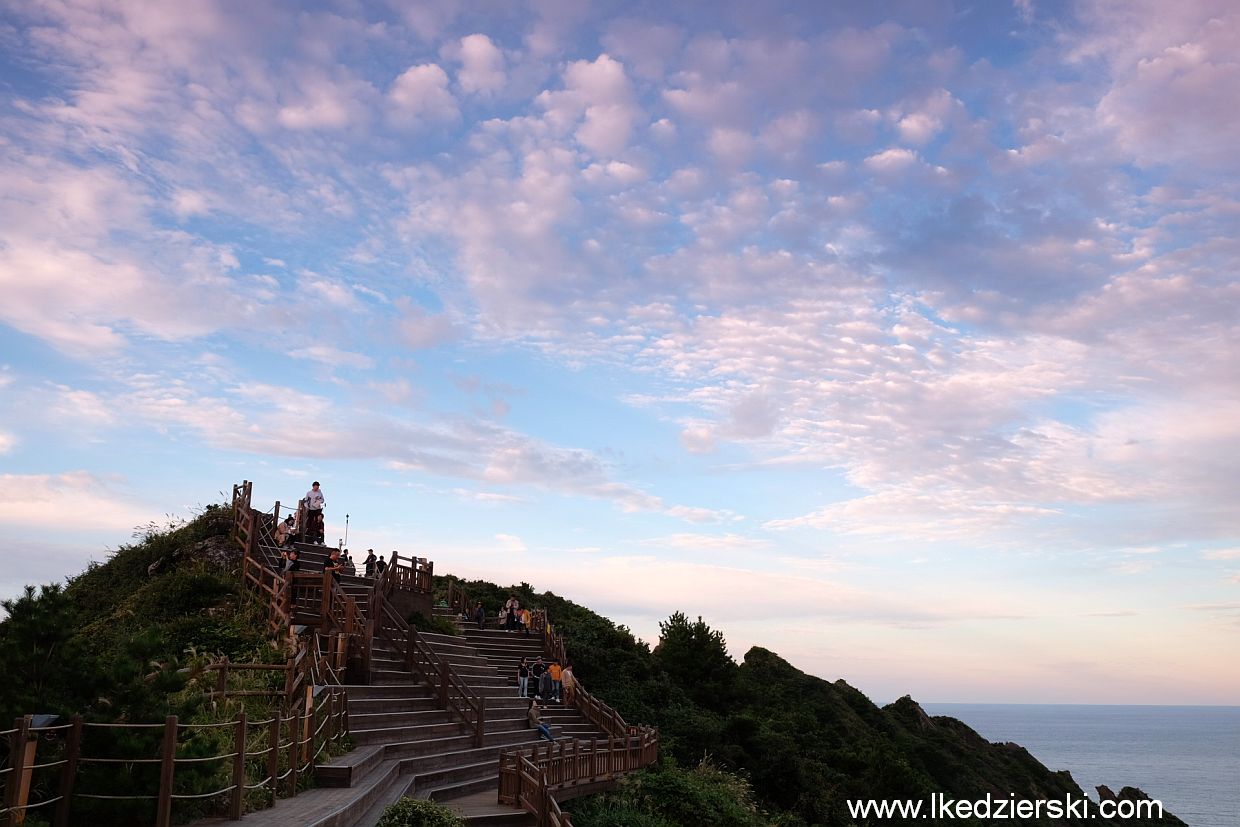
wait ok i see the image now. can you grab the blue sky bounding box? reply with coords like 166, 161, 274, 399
1, 0, 1238, 704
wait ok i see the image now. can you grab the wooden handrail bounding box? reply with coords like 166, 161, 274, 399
0, 688, 350, 825
499, 729, 660, 827
537, 616, 631, 739
374, 602, 486, 747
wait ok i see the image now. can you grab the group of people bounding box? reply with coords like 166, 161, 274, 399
272, 481, 405, 584
502, 595, 534, 634
280, 545, 397, 582
522, 657, 577, 742
517, 656, 575, 704
273, 481, 328, 547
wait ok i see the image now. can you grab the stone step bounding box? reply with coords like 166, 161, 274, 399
423, 773, 506, 802
339, 683, 433, 701
442, 790, 536, 827
350, 709, 457, 729
352, 719, 467, 744
371, 669, 421, 685
410, 758, 500, 794
348, 696, 441, 715
315, 743, 387, 788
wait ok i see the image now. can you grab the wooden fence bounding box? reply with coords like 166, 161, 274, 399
0, 687, 348, 827
498, 729, 660, 827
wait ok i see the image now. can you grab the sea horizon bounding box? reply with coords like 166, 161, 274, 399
923, 702, 1240, 827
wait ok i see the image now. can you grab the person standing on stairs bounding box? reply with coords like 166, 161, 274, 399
305, 481, 326, 544
549, 660, 563, 703
518, 657, 530, 698
375, 554, 387, 575
504, 595, 520, 632
473, 601, 487, 630
323, 548, 345, 582
363, 549, 377, 578
530, 656, 546, 695
561, 663, 576, 706
538, 665, 554, 702
528, 699, 554, 742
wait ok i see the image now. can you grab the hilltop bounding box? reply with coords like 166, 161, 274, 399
0, 509, 1184, 826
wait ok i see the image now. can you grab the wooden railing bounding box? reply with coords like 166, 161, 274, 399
0, 688, 348, 827
445, 577, 472, 619
499, 729, 660, 827
231, 481, 375, 693
537, 617, 632, 739
202, 631, 344, 706
372, 602, 486, 747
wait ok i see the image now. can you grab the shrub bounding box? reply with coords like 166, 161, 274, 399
408, 611, 460, 637
376, 797, 465, 827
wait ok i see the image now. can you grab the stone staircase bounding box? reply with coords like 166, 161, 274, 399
227, 555, 608, 827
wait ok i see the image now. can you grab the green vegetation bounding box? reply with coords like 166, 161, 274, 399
570, 758, 773, 827
376, 797, 465, 827
409, 610, 461, 637
0, 505, 287, 825
441, 577, 1183, 827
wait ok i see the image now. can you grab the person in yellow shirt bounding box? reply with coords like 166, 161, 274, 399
548, 661, 563, 703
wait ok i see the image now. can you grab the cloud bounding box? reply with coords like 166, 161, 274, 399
288, 346, 375, 370
1083, 3, 1240, 172
388, 63, 459, 125
0, 472, 152, 532
540, 53, 641, 157
0, 183, 251, 354
644, 533, 771, 552
397, 302, 460, 349
451, 33, 506, 96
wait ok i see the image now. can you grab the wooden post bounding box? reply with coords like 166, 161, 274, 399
301, 686, 314, 767
216, 657, 229, 698
319, 573, 331, 626
266, 716, 280, 807
154, 716, 178, 827
53, 715, 82, 827
538, 770, 548, 827
5, 716, 29, 827
283, 654, 295, 701
438, 659, 449, 708
228, 710, 247, 820
287, 710, 300, 796
475, 695, 485, 748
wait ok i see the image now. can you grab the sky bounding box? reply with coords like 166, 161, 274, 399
0, 0, 1237, 706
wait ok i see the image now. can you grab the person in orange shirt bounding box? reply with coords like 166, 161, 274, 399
548, 661, 563, 703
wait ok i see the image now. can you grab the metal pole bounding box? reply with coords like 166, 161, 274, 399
343, 514, 349, 546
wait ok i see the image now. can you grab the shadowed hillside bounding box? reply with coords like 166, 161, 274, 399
443, 579, 1185, 827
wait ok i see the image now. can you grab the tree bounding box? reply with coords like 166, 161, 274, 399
653, 612, 737, 711
0, 584, 96, 720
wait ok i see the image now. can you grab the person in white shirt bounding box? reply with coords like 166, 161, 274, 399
305, 481, 326, 544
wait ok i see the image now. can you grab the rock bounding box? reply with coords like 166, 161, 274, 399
147, 558, 164, 576
194, 536, 241, 569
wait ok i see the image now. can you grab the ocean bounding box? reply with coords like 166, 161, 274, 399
922, 704, 1240, 827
